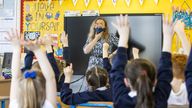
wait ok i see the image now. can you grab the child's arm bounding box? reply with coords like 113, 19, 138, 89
103, 42, 112, 72
61, 64, 106, 105
21, 51, 34, 72
185, 47, 192, 106
43, 35, 61, 91
5, 29, 22, 101
110, 15, 133, 107
174, 20, 191, 55
61, 31, 71, 63
132, 47, 139, 59
24, 39, 57, 107
154, 15, 174, 108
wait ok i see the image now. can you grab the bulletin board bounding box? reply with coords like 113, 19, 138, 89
21, 0, 192, 53
21, 0, 64, 57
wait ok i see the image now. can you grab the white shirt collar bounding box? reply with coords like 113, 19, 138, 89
96, 86, 108, 91
128, 90, 137, 98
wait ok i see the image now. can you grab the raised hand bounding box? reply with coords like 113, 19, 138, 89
162, 14, 176, 52
174, 20, 185, 35
174, 20, 191, 55
64, 63, 73, 83
132, 47, 139, 59
112, 15, 130, 48
61, 31, 68, 47
40, 34, 53, 47
5, 29, 22, 48
24, 39, 43, 52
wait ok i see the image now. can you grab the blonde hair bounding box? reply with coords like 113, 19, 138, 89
18, 62, 46, 108
88, 17, 109, 42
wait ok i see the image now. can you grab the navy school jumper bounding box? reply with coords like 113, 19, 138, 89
60, 57, 113, 105
110, 47, 173, 108
185, 48, 192, 108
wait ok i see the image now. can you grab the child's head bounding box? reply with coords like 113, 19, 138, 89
19, 70, 46, 108
124, 59, 156, 108
86, 66, 109, 91
172, 54, 187, 80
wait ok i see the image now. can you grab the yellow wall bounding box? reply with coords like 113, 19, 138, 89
23, 0, 192, 52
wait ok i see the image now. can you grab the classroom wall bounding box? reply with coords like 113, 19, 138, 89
22, 0, 192, 52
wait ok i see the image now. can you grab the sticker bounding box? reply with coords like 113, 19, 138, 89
139, 0, 144, 6
25, 22, 30, 31
97, 0, 103, 7
72, 0, 78, 6
125, 0, 131, 7
46, 12, 53, 19
55, 11, 60, 20
84, 0, 90, 7
112, 0, 117, 6
26, 13, 33, 22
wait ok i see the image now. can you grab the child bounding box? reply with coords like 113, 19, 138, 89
21, 33, 68, 91
168, 20, 190, 105
60, 32, 113, 105
168, 54, 188, 105
110, 15, 173, 108
6, 30, 57, 108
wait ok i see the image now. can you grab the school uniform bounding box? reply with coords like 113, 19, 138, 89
60, 57, 113, 105
21, 51, 34, 72
168, 82, 188, 105
184, 48, 192, 108
110, 47, 173, 108
21, 50, 63, 91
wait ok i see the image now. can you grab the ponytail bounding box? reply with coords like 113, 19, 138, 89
22, 79, 38, 108
124, 59, 156, 108
135, 73, 155, 108
19, 71, 46, 108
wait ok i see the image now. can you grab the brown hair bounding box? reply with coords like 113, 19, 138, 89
86, 66, 109, 91
172, 54, 187, 79
124, 59, 156, 108
18, 70, 46, 108
88, 17, 109, 42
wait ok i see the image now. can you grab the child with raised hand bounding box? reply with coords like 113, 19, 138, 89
21, 34, 62, 91
110, 14, 173, 108
168, 20, 190, 105
60, 33, 112, 105
6, 30, 57, 108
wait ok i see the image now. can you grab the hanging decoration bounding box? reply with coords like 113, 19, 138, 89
112, 0, 117, 6
125, 0, 131, 7
48, 0, 52, 5
154, 0, 158, 5
84, 0, 90, 7
139, 0, 144, 6
59, 0, 63, 5
72, 0, 78, 6
97, 0, 103, 7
